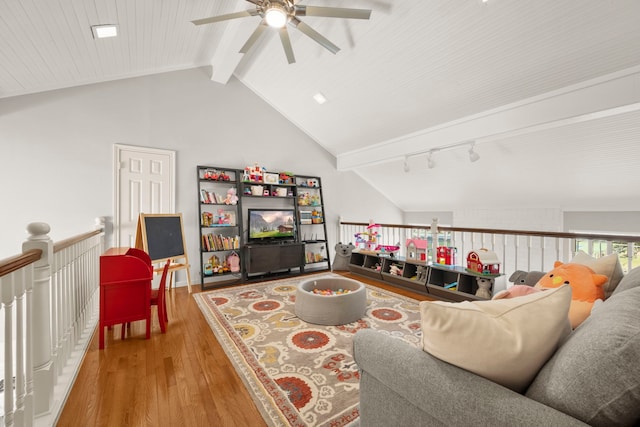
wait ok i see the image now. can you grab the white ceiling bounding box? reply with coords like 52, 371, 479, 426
1, 0, 640, 214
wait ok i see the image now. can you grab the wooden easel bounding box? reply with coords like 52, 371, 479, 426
135, 213, 193, 293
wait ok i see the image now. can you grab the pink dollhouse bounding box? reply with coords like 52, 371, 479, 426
406, 238, 428, 261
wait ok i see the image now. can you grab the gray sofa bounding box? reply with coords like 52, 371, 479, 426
353, 266, 640, 426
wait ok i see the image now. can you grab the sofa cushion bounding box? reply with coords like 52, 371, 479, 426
526, 285, 640, 426
613, 265, 640, 295
570, 251, 624, 298
419, 285, 571, 393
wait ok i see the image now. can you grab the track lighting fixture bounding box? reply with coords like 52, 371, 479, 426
399, 141, 480, 172
426, 152, 435, 169
468, 144, 480, 162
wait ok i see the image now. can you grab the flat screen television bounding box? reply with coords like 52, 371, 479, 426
247, 209, 296, 243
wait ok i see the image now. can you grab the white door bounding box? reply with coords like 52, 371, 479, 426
114, 144, 176, 248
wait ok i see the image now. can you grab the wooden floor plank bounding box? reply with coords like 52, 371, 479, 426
57, 272, 432, 426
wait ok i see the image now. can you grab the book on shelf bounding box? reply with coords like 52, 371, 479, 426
200, 189, 225, 204
202, 233, 240, 251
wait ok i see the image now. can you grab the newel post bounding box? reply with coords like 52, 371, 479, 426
429, 218, 439, 264
96, 215, 113, 250
22, 222, 54, 416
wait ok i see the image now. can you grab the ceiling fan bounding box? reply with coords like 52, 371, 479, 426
191, 0, 372, 64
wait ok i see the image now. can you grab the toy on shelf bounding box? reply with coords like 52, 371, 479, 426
377, 244, 400, 253
299, 177, 319, 188
354, 221, 380, 251
216, 209, 235, 226
298, 192, 321, 206
227, 252, 240, 273
406, 238, 428, 261
437, 246, 457, 265
415, 265, 428, 281
475, 277, 494, 299
389, 264, 403, 276
279, 172, 294, 184
243, 163, 266, 183
224, 188, 238, 205
354, 220, 400, 254
203, 169, 231, 181
311, 209, 323, 224
466, 248, 501, 276
203, 262, 213, 276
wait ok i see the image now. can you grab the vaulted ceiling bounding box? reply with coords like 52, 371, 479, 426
2, 0, 639, 213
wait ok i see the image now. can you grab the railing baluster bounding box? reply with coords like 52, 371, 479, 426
0, 219, 106, 426
339, 219, 640, 290
2, 271, 16, 426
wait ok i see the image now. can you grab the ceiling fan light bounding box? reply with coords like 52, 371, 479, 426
265, 6, 288, 28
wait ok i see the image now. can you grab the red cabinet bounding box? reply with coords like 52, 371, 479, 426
99, 247, 152, 349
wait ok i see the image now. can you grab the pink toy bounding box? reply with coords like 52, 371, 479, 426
493, 285, 541, 300
224, 188, 238, 205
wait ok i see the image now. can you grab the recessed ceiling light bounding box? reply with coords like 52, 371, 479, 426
313, 93, 327, 105
91, 24, 118, 39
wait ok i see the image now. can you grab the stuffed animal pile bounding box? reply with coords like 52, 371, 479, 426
535, 261, 606, 329
496, 261, 607, 329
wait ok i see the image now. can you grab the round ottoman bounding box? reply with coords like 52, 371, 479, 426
295, 277, 367, 325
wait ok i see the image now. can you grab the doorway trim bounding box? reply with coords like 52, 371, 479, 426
113, 144, 176, 248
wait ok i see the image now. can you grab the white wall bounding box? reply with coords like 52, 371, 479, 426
454, 208, 563, 232
0, 67, 403, 281
564, 211, 640, 234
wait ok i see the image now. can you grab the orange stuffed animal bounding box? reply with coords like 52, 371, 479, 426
535, 261, 607, 329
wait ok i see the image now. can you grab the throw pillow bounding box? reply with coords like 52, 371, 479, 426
420, 285, 572, 393
612, 265, 640, 295
526, 286, 640, 426
570, 251, 624, 299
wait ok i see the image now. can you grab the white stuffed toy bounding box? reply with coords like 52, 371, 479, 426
475, 277, 494, 299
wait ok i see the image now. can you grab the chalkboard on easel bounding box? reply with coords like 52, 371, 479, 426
137, 214, 185, 261
135, 213, 193, 293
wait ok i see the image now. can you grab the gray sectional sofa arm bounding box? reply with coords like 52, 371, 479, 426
353, 329, 587, 427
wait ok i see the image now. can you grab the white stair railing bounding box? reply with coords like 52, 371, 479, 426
339, 219, 640, 276
0, 219, 106, 427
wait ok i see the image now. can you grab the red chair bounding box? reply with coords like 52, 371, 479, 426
122, 259, 170, 339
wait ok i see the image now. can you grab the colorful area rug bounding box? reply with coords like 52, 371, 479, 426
193, 273, 422, 427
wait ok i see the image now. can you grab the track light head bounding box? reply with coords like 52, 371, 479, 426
427, 152, 436, 169
468, 145, 480, 163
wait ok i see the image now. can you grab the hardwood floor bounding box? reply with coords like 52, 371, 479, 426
57, 272, 433, 426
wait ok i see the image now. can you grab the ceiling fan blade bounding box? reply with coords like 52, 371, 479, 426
278, 27, 296, 64
292, 19, 340, 54
239, 22, 268, 54
296, 6, 372, 20
191, 9, 258, 26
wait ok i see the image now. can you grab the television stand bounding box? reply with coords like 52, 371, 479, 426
244, 242, 305, 279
